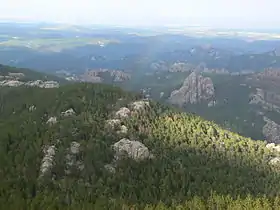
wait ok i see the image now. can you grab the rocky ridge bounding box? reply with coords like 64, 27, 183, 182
80, 69, 131, 83
0, 80, 59, 88
169, 71, 215, 106
104, 100, 153, 173
263, 117, 280, 144
40, 100, 153, 179
248, 69, 280, 113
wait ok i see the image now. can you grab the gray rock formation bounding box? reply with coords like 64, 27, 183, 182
249, 88, 280, 113
115, 107, 131, 119
39, 145, 56, 178
61, 108, 76, 117
263, 117, 280, 143
65, 141, 84, 175
112, 138, 153, 161
0, 80, 24, 87
81, 69, 131, 83
117, 125, 128, 134
269, 157, 280, 166
150, 61, 168, 71
8, 72, 25, 78
69, 141, 81, 154
111, 71, 131, 82
207, 100, 217, 107
169, 71, 215, 106
169, 62, 193, 72
47, 117, 57, 125
28, 105, 36, 112
106, 119, 121, 129
266, 143, 280, 153
0, 80, 59, 88
130, 100, 150, 111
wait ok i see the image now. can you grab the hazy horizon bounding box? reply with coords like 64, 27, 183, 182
1, 0, 280, 29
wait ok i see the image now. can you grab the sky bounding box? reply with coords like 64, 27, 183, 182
0, 0, 279, 29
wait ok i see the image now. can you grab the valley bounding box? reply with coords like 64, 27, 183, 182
2, 22, 280, 208
2, 23, 280, 142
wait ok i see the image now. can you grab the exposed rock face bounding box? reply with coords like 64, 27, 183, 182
39, 145, 56, 178
0, 80, 24, 87
248, 69, 280, 113
80, 71, 103, 83
248, 88, 280, 112
65, 141, 84, 174
0, 80, 59, 88
266, 143, 280, 153
112, 138, 153, 161
106, 119, 121, 129
81, 69, 131, 83
115, 107, 131, 119
249, 88, 265, 104
117, 125, 128, 134
69, 141, 81, 154
111, 71, 131, 82
47, 117, 57, 125
169, 71, 215, 106
61, 108, 76, 117
150, 61, 168, 71
269, 157, 280, 166
207, 100, 217, 107
8, 72, 25, 78
28, 105, 36, 112
169, 62, 194, 72
262, 117, 280, 143
130, 100, 150, 111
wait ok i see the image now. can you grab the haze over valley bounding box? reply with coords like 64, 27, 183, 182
2, 22, 280, 141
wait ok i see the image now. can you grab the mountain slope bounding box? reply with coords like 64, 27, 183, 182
0, 64, 66, 82
1, 83, 280, 209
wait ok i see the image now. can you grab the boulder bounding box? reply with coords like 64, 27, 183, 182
263, 117, 280, 143
61, 108, 76, 117
106, 119, 121, 129
70, 141, 80, 154
112, 138, 153, 161
130, 100, 150, 111
266, 143, 280, 152
39, 145, 56, 177
47, 117, 57, 125
117, 125, 128, 134
28, 105, 36, 112
115, 107, 131, 119
269, 157, 280, 166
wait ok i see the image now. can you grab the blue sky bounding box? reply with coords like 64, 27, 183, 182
0, 0, 279, 28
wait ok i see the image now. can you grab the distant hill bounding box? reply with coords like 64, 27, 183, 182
0, 64, 67, 82
1, 82, 280, 209
118, 67, 280, 142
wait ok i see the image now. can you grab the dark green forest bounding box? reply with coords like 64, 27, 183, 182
1, 82, 280, 209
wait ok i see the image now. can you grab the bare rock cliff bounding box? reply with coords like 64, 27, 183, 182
263, 117, 280, 144
169, 71, 215, 106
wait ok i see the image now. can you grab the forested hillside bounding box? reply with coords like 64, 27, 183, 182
0, 64, 66, 82
1, 83, 280, 209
